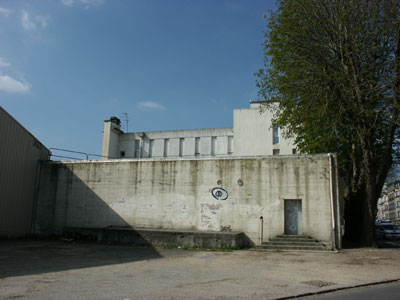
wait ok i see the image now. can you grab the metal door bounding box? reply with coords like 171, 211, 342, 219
284, 200, 302, 235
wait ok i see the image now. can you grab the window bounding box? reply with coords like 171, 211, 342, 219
228, 136, 233, 154
195, 137, 200, 156
149, 139, 154, 158
120, 151, 125, 158
179, 138, 184, 157
292, 148, 297, 155
397, 202, 400, 208
163, 139, 169, 157
273, 149, 280, 156
134, 139, 140, 158
273, 125, 279, 144
398, 211, 400, 218
211, 136, 216, 156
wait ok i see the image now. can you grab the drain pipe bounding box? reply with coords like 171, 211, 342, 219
30, 159, 43, 234
328, 153, 337, 250
259, 216, 264, 245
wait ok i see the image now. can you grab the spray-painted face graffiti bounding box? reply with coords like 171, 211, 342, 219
211, 187, 228, 200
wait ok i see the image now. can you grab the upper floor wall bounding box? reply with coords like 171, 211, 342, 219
234, 102, 295, 157
102, 102, 296, 159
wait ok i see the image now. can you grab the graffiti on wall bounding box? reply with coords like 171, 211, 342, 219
211, 187, 228, 200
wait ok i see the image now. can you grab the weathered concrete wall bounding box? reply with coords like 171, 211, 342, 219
35, 155, 340, 248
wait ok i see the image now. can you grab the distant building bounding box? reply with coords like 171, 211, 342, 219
377, 180, 400, 224
102, 102, 297, 160
377, 185, 389, 221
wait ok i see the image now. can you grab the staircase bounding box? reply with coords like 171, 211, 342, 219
254, 235, 331, 251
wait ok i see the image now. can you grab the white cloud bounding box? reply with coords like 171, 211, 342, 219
0, 57, 11, 67
61, 0, 75, 6
21, 10, 48, 31
0, 7, 11, 17
61, 0, 105, 8
0, 74, 31, 93
138, 101, 165, 111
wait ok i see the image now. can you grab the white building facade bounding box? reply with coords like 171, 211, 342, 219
377, 180, 400, 224
102, 102, 296, 160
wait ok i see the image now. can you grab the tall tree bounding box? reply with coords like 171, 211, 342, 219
256, 0, 400, 245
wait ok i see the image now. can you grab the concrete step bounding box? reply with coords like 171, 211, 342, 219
273, 235, 317, 240
269, 237, 319, 243
264, 241, 323, 246
255, 235, 330, 251
254, 244, 329, 251
276, 235, 311, 239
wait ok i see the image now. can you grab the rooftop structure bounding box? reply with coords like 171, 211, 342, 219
102, 102, 296, 160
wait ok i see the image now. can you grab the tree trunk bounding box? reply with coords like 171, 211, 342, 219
343, 188, 364, 244
360, 177, 377, 246
359, 146, 378, 246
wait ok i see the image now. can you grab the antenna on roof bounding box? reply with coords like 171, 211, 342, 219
120, 113, 129, 132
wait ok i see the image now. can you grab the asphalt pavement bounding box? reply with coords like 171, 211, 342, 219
0, 239, 400, 300
303, 281, 400, 300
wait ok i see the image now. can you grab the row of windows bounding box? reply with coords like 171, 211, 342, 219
387, 202, 400, 210
273, 148, 297, 156
122, 136, 234, 158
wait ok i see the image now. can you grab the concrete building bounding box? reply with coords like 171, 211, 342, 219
0, 104, 342, 249
0, 106, 50, 238
102, 102, 296, 160
35, 154, 342, 249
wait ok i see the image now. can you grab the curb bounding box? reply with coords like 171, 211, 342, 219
273, 278, 400, 299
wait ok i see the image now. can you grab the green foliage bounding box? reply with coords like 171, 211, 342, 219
256, 0, 400, 244
257, 0, 399, 179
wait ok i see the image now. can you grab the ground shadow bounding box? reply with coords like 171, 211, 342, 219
0, 239, 161, 279
342, 239, 400, 249
0, 161, 162, 279
376, 239, 400, 249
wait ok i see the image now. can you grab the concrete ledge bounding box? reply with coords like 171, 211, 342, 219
64, 227, 251, 248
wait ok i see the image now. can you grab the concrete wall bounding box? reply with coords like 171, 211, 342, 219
0, 106, 50, 238
35, 155, 341, 248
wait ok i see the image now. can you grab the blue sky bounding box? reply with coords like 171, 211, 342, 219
0, 0, 275, 158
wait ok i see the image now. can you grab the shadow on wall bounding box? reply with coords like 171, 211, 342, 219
34, 160, 253, 249
3, 162, 163, 279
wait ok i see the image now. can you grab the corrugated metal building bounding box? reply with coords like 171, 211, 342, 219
0, 106, 50, 237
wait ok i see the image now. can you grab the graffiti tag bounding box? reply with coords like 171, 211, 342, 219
211, 187, 228, 200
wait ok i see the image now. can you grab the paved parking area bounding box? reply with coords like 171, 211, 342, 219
1, 240, 400, 300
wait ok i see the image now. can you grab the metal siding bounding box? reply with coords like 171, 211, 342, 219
0, 107, 49, 237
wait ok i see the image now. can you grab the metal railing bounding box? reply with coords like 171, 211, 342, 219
49, 147, 112, 161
